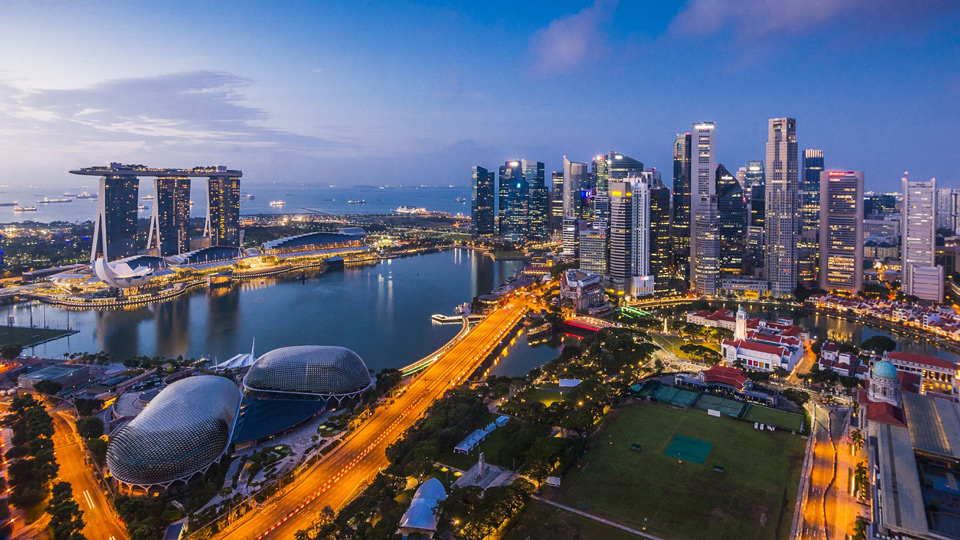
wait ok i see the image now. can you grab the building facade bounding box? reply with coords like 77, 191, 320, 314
901, 176, 939, 300
716, 164, 745, 276
764, 117, 799, 297
205, 174, 241, 247
471, 165, 496, 238
149, 176, 191, 256
672, 133, 692, 279
579, 227, 608, 275
693, 194, 721, 296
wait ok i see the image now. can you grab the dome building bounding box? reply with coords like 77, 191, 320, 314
868, 360, 901, 406
242, 345, 373, 402
106, 376, 242, 494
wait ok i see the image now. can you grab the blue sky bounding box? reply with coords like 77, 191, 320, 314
0, 0, 957, 192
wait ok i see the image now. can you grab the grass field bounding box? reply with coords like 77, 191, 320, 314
545, 402, 806, 540
526, 387, 567, 406
503, 500, 640, 540
0, 326, 75, 347
743, 405, 805, 432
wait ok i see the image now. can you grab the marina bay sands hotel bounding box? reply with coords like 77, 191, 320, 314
70, 163, 242, 262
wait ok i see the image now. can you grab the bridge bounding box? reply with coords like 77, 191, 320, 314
565, 316, 620, 333
207, 300, 530, 540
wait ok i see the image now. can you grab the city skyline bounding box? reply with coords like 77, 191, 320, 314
0, 1, 958, 191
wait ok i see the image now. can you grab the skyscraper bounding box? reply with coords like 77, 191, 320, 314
592, 152, 642, 223
690, 122, 717, 286
563, 157, 589, 219
550, 171, 564, 234
91, 166, 139, 262
471, 165, 496, 238
818, 171, 863, 294
647, 171, 673, 294
901, 175, 942, 301
148, 176, 191, 256
498, 161, 523, 237
936, 187, 960, 233
716, 164, 745, 276
608, 180, 634, 291
764, 117, 799, 297
579, 227, 608, 275
744, 161, 765, 273
672, 133, 692, 280
801, 150, 824, 234
205, 172, 241, 247
693, 194, 720, 296
525, 160, 548, 240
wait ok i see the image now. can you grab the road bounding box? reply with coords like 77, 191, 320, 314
214, 300, 530, 540
50, 408, 129, 540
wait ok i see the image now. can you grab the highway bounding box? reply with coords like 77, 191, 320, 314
214, 300, 530, 540
50, 408, 129, 540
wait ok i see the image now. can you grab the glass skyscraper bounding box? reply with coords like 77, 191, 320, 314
92, 172, 139, 261
764, 117, 799, 297
498, 161, 522, 237
801, 149, 824, 234
206, 175, 241, 247
716, 165, 745, 276
471, 165, 496, 237
672, 133, 692, 281
550, 171, 564, 235
150, 177, 191, 256
524, 160, 548, 240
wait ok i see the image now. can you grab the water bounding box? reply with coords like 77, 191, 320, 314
0, 184, 470, 224
0, 249, 562, 373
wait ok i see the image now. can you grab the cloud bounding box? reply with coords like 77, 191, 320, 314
527, 0, 618, 76
669, 0, 958, 38
0, 71, 346, 158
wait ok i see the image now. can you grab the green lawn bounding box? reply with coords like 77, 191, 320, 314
436, 413, 512, 470
525, 387, 568, 406
0, 325, 76, 348
503, 500, 641, 540
545, 402, 806, 540
743, 405, 805, 432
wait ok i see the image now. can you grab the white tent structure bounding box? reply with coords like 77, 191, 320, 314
398, 478, 447, 539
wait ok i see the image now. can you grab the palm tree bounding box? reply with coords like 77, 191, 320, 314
851, 429, 865, 454
854, 461, 869, 499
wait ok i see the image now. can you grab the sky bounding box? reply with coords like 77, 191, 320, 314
0, 0, 958, 192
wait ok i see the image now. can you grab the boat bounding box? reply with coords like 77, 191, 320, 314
142, 194, 154, 201
241, 193, 255, 200
138, 204, 150, 211
396, 206, 427, 214
36, 197, 73, 204
347, 199, 365, 205
269, 200, 286, 207
0, 202, 16, 207
63, 191, 74, 197
455, 197, 466, 203
14, 205, 37, 212
75, 191, 97, 199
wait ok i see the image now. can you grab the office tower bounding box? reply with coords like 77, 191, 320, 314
503, 178, 529, 243
742, 161, 765, 273
563, 157, 589, 219
498, 161, 523, 236
672, 133, 692, 279
902, 175, 942, 301
801, 150, 824, 234
818, 171, 864, 294
744, 161, 764, 209
579, 227, 608, 275
608, 180, 635, 290
593, 193, 611, 229
562, 217, 586, 256
693, 194, 720, 296
148, 176, 191, 256
647, 171, 673, 294
525, 159, 548, 240
716, 165, 745, 275
764, 117, 799, 297
471, 165, 496, 237
592, 152, 643, 220
205, 172, 241, 247
91, 165, 139, 262
550, 171, 564, 234
936, 188, 960, 233
690, 122, 717, 286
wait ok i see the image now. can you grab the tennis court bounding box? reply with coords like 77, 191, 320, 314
650, 385, 699, 408
663, 434, 714, 464
695, 394, 747, 418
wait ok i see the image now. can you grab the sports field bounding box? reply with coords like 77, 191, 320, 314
695, 393, 748, 417
545, 402, 806, 540
743, 405, 805, 432
0, 326, 76, 348
503, 500, 640, 540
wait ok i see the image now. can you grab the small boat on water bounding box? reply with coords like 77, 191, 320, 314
14, 205, 37, 212
348, 199, 366, 205
75, 191, 96, 199
0, 202, 16, 207
269, 200, 286, 207
241, 193, 255, 200
455, 196, 466, 203
141, 194, 154, 201
36, 197, 73, 204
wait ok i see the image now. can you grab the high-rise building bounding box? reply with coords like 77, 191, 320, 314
563, 157, 589, 219
525, 159, 548, 240
818, 171, 864, 294
561, 217, 586, 256
205, 173, 241, 247
672, 133, 692, 280
592, 152, 642, 221
503, 180, 529, 243
936, 188, 960, 233
91, 165, 139, 262
744, 161, 765, 273
148, 177, 191, 256
550, 171, 564, 234
764, 117, 799, 297
690, 122, 717, 286
608, 180, 635, 291
716, 164, 745, 276
693, 194, 720, 296
592, 193, 611, 230
498, 161, 523, 237
647, 171, 673, 294
471, 165, 496, 238
901, 175, 941, 301
579, 227, 608, 275
801, 150, 824, 234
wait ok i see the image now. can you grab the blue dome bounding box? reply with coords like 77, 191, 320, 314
873, 360, 898, 380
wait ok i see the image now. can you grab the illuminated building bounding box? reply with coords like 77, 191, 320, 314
818, 171, 864, 294
525, 160, 548, 240
579, 227, 608, 275
764, 117, 799, 297
205, 172, 241, 247
563, 157, 589, 219
498, 160, 521, 236
801, 149, 824, 234
901, 175, 942, 301
690, 122, 716, 287
90, 165, 139, 261
647, 172, 673, 294
148, 176, 191, 256
672, 133, 692, 280
693, 194, 720, 296
550, 170, 564, 234
716, 164, 745, 276
471, 165, 496, 237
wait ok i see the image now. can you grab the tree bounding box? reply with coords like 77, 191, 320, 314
76, 417, 104, 440
0, 343, 23, 360
32, 380, 63, 396
851, 429, 865, 454
782, 388, 810, 406
860, 335, 897, 353
47, 482, 85, 540
852, 516, 869, 540
86, 438, 108, 466
521, 437, 570, 488
854, 461, 869, 499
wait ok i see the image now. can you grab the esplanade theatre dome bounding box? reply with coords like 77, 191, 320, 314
242, 345, 373, 399
106, 376, 242, 489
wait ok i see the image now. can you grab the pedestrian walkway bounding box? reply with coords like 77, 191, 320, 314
531, 495, 666, 540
